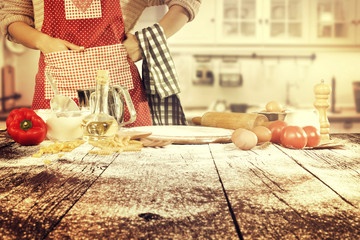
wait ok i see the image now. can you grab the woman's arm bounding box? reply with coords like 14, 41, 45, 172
1, 0, 81, 53
159, 5, 189, 38
0, 0, 34, 41
8, 22, 83, 54
124, 5, 189, 62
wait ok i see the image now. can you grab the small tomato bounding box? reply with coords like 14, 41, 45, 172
268, 120, 288, 144
280, 126, 307, 149
303, 126, 321, 147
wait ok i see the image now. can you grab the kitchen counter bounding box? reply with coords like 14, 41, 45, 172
184, 107, 360, 132
327, 108, 360, 133
1, 131, 360, 239
327, 109, 360, 121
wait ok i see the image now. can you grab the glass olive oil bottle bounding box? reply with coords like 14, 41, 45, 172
82, 70, 118, 141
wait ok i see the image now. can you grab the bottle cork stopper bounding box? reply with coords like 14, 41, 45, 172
314, 80, 332, 142
96, 70, 110, 85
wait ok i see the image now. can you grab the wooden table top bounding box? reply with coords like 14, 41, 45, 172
0, 132, 360, 240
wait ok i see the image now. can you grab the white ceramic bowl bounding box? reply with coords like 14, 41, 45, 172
284, 109, 320, 129
35, 109, 90, 141
254, 111, 287, 121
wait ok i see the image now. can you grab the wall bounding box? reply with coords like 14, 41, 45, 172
173, 49, 360, 110
10, 49, 39, 107
0, 38, 3, 68
3, 5, 360, 112
5, 40, 360, 111
134, 5, 360, 111
1, 36, 39, 108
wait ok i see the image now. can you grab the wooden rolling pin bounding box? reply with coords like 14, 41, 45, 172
192, 112, 271, 130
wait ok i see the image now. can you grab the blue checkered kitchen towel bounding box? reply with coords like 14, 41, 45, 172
136, 24, 187, 125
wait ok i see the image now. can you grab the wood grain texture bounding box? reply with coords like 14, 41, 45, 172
0, 142, 117, 239
1, 133, 359, 239
48, 145, 238, 239
0, 132, 14, 149
210, 134, 360, 240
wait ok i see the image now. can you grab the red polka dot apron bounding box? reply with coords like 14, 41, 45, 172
32, 0, 152, 127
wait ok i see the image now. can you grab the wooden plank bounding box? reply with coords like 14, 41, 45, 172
48, 145, 239, 239
274, 136, 360, 208
0, 132, 14, 149
0, 141, 119, 239
210, 142, 360, 240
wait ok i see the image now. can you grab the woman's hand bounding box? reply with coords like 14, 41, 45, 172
123, 33, 142, 62
37, 34, 84, 54
8, 22, 84, 54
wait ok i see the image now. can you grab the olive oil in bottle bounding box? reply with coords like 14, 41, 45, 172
82, 70, 119, 141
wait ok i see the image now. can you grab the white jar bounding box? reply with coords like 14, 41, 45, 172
284, 109, 320, 129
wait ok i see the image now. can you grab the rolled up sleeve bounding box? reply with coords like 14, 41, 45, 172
148, 0, 201, 22
166, 0, 201, 22
0, 0, 34, 42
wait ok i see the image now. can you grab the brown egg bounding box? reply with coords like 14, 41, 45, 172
231, 128, 247, 142
251, 126, 272, 144
265, 101, 283, 112
232, 128, 258, 150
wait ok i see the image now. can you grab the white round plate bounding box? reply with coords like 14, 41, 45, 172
127, 126, 233, 144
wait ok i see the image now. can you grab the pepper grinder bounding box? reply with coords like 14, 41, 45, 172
314, 80, 331, 142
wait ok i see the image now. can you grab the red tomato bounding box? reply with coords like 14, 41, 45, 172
303, 126, 321, 147
268, 120, 288, 144
280, 126, 307, 149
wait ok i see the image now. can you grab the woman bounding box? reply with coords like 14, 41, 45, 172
0, 0, 201, 127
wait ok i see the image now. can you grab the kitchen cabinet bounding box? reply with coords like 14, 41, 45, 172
168, 0, 360, 47
309, 0, 358, 45
328, 110, 360, 133
330, 121, 360, 133
170, 0, 310, 45
217, 0, 309, 44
